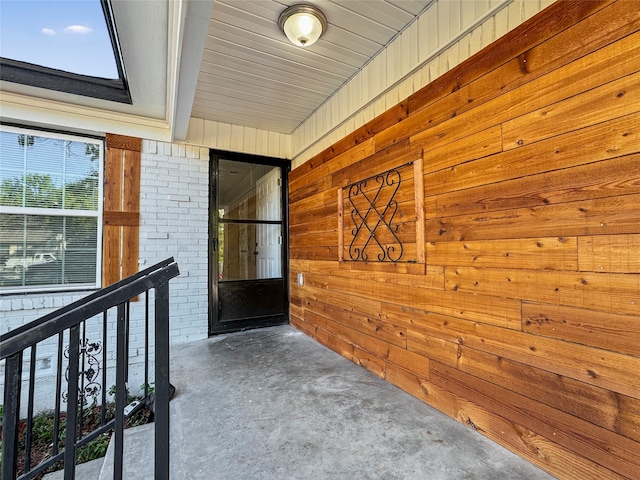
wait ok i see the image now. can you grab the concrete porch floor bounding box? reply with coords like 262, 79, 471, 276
168, 325, 556, 479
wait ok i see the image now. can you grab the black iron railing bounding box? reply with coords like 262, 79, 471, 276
1, 257, 180, 480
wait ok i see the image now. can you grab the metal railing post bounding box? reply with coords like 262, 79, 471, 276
154, 280, 171, 480
2, 353, 23, 480
114, 302, 127, 480
64, 324, 81, 480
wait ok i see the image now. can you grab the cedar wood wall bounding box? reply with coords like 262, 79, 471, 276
288, 1, 640, 479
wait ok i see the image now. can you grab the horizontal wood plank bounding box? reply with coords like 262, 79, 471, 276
321, 275, 522, 330
289, 138, 374, 192
503, 70, 640, 150
339, 261, 426, 275
289, 103, 408, 183
289, 175, 334, 205
406, 0, 616, 115
400, 365, 624, 480
290, 246, 339, 261
352, 345, 386, 378
430, 361, 640, 479
297, 282, 383, 320
304, 314, 356, 362
426, 237, 578, 270
306, 308, 431, 379
422, 126, 502, 175
289, 188, 338, 214
425, 112, 640, 198
105, 133, 141, 152
410, 30, 640, 155
578, 234, 640, 273
290, 231, 338, 248
435, 154, 640, 217
383, 0, 631, 153
408, 330, 640, 442
290, 217, 337, 236
103, 211, 140, 226
331, 139, 416, 189
522, 302, 640, 357
445, 266, 640, 316
303, 295, 407, 348
429, 193, 640, 243
290, 315, 316, 336
407, 313, 640, 398
289, 202, 337, 227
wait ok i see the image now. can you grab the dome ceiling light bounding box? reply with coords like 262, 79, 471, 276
278, 4, 327, 47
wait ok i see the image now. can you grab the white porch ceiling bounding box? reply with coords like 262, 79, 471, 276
0, 0, 434, 141
193, 0, 435, 134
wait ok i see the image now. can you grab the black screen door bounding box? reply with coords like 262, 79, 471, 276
209, 151, 290, 334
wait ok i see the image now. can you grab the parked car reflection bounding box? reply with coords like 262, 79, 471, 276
0, 251, 96, 287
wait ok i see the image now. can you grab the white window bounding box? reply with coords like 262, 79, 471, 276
0, 126, 103, 293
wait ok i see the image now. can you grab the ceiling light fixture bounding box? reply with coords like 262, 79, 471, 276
278, 4, 327, 47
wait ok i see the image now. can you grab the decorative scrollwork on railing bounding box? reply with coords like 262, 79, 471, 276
347, 163, 411, 262
63, 338, 102, 403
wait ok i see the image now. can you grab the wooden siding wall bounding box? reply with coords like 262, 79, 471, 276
292, 0, 552, 164
288, 2, 640, 479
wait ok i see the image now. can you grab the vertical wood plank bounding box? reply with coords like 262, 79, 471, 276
103, 144, 123, 286
122, 148, 140, 279
244, 127, 257, 153
402, 22, 419, 74
385, 42, 402, 82
104, 142, 123, 211
437, 0, 451, 46
123, 149, 140, 213
219, 123, 232, 150
121, 226, 139, 280
203, 119, 218, 145
231, 125, 244, 152
102, 225, 121, 286
495, 5, 509, 38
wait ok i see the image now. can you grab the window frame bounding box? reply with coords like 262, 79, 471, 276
0, 0, 131, 104
0, 125, 105, 295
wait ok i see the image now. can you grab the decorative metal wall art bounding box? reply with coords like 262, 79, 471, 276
346, 162, 412, 262
63, 337, 102, 403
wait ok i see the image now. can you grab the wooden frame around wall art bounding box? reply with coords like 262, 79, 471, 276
337, 155, 425, 274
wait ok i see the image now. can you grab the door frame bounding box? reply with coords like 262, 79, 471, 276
208, 149, 291, 335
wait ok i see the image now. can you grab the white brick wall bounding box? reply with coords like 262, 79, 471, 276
139, 140, 210, 344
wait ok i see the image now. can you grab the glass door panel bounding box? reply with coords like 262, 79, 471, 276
210, 152, 289, 334
219, 223, 282, 281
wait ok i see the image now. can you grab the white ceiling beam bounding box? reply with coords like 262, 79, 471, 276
169, 0, 216, 142
0, 90, 172, 141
